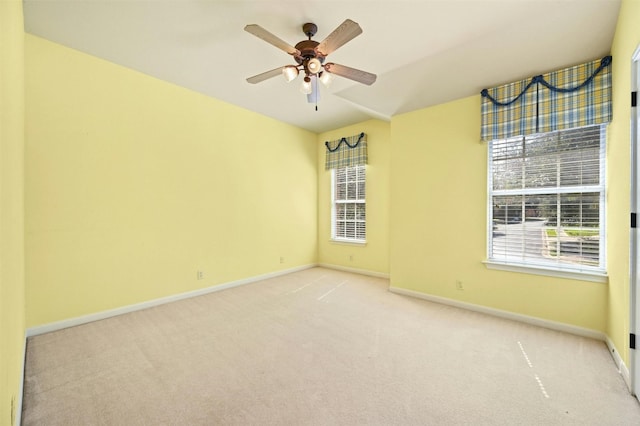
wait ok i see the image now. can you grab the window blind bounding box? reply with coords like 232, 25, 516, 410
489, 125, 605, 272
333, 165, 366, 241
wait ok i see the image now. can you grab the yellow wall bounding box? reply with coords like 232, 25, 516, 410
25, 35, 318, 327
389, 95, 608, 332
12, 0, 639, 407
317, 120, 390, 275
607, 0, 640, 365
0, 1, 25, 425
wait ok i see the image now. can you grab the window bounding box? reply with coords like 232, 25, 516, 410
332, 165, 366, 242
487, 125, 606, 275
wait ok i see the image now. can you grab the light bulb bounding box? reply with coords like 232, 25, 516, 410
307, 58, 322, 75
320, 71, 333, 87
282, 66, 299, 82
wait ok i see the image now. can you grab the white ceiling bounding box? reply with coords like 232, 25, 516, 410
23, 0, 621, 134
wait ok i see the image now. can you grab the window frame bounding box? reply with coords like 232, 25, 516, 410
331, 164, 366, 244
485, 125, 607, 283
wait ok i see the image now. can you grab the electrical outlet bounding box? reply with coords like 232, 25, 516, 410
280, 256, 284, 264
456, 280, 464, 290
197, 270, 204, 280
349, 255, 354, 261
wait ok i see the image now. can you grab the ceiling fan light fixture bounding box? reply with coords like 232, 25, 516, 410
245, 19, 377, 101
320, 71, 333, 87
300, 76, 313, 94
282, 66, 299, 82
306, 58, 322, 75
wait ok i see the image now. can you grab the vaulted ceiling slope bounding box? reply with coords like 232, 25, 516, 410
23, 0, 621, 133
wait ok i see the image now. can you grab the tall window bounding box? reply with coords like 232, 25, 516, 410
488, 125, 605, 273
332, 165, 366, 242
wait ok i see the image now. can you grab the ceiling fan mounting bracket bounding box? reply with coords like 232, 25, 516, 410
302, 23, 317, 39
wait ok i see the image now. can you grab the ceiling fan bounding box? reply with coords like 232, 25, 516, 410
244, 19, 376, 99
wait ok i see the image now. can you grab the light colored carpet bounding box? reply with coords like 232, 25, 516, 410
22, 267, 640, 425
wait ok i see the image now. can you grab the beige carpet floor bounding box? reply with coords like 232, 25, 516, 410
22, 267, 640, 425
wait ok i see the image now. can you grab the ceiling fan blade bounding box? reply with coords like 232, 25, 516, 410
244, 24, 301, 56
324, 63, 376, 86
316, 19, 363, 57
246, 67, 284, 84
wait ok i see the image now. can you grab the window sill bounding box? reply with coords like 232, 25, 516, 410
330, 239, 367, 246
483, 260, 608, 283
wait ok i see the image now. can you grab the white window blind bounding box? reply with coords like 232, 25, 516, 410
488, 125, 605, 273
332, 165, 366, 242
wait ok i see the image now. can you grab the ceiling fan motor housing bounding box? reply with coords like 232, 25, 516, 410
295, 40, 324, 62
295, 23, 325, 74
295, 36, 324, 76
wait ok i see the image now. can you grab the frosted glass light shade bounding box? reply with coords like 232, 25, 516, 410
300, 79, 313, 94
320, 71, 333, 87
282, 66, 299, 82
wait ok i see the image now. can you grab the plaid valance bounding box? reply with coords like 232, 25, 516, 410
481, 56, 612, 141
325, 132, 368, 170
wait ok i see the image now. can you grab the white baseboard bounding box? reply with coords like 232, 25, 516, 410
605, 335, 632, 390
318, 263, 390, 279
26, 264, 316, 337
389, 286, 633, 391
389, 287, 605, 340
